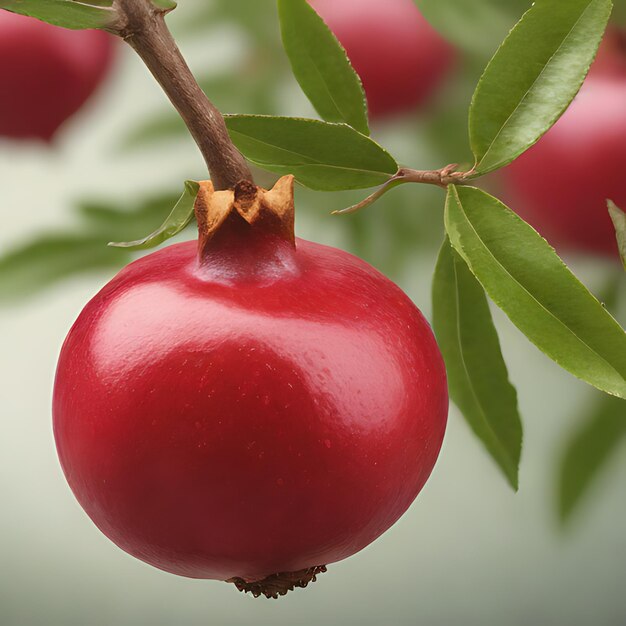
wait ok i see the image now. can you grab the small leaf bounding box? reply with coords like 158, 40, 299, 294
225, 115, 397, 191
0, 234, 128, 303
109, 181, 199, 250
433, 238, 522, 489
469, 0, 612, 176
445, 185, 626, 399
0, 1, 116, 29
608, 200, 626, 270
278, 0, 369, 135
558, 394, 626, 524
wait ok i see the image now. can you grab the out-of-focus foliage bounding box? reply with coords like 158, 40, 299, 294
558, 393, 626, 523
415, 0, 531, 58
0, 193, 179, 302
608, 201, 626, 270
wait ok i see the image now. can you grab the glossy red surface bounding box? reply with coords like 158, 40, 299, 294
502, 61, 626, 257
53, 236, 448, 582
308, 0, 455, 118
0, 12, 114, 141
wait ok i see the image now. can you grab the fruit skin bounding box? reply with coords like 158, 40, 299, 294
53, 230, 448, 582
501, 35, 626, 257
309, 0, 455, 118
0, 12, 114, 141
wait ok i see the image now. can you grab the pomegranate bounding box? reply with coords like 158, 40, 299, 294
0, 11, 114, 141
53, 176, 448, 597
501, 32, 626, 258
308, 0, 455, 118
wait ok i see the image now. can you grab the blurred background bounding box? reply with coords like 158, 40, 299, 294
0, 1, 625, 624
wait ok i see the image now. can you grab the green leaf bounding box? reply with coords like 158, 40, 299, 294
0, 1, 116, 29
469, 0, 612, 176
608, 200, 626, 270
433, 238, 522, 489
558, 394, 626, 523
109, 181, 199, 250
225, 115, 397, 191
278, 0, 369, 135
445, 185, 626, 399
0, 234, 128, 303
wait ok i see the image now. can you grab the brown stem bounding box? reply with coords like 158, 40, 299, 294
333, 164, 472, 215
396, 165, 470, 188
109, 0, 253, 190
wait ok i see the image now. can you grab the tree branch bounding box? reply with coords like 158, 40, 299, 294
110, 0, 253, 190
396, 165, 470, 188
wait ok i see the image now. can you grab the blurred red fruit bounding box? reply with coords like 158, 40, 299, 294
309, 0, 455, 118
0, 12, 114, 141
501, 32, 626, 258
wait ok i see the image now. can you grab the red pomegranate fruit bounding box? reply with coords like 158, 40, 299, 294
0, 11, 114, 141
308, 0, 455, 118
501, 32, 626, 258
53, 176, 448, 597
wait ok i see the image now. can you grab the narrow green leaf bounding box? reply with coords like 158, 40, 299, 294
608, 200, 626, 270
0, 1, 116, 29
445, 185, 626, 399
109, 181, 199, 250
558, 394, 626, 523
433, 238, 522, 488
0, 234, 128, 303
469, 0, 612, 176
225, 115, 398, 191
278, 0, 369, 135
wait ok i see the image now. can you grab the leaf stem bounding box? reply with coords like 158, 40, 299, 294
109, 0, 253, 190
396, 165, 470, 188
332, 165, 471, 215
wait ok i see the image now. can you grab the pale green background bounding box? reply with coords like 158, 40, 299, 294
1, 6, 625, 625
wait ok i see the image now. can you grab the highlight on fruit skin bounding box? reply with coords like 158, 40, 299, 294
0, 11, 115, 142
308, 0, 456, 118
52, 176, 448, 596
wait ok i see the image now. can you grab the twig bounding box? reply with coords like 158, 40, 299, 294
109, 0, 253, 190
333, 164, 471, 215
396, 164, 470, 188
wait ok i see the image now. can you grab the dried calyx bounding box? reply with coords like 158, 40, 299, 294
194, 175, 296, 262
227, 565, 327, 599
